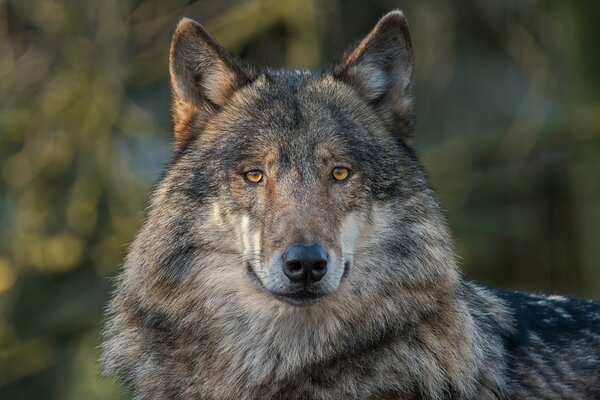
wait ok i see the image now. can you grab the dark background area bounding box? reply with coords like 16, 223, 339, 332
1, 0, 599, 398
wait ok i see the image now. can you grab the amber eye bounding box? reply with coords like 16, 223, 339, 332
244, 170, 264, 184
332, 167, 350, 182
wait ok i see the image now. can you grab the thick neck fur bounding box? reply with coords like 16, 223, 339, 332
103, 177, 514, 399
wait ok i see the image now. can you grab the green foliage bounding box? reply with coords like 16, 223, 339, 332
1, 0, 599, 398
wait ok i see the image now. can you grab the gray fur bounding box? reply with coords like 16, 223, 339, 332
102, 10, 600, 399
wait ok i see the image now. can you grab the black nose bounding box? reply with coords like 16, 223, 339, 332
282, 243, 328, 284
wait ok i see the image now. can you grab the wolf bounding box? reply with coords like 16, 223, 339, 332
102, 10, 600, 399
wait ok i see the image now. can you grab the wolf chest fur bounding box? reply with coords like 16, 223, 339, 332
102, 10, 600, 400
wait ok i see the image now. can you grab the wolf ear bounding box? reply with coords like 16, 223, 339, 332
169, 18, 252, 148
335, 11, 415, 139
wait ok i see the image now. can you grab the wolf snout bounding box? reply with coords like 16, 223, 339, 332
282, 243, 328, 284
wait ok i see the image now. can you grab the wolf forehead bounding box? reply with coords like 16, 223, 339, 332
206, 71, 384, 141
194, 71, 397, 167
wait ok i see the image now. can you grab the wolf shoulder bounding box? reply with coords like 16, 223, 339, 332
487, 286, 600, 398
493, 288, 600, 345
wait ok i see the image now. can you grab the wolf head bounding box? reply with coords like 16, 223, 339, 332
142, 10, 456, 308
119, 9, 456, 315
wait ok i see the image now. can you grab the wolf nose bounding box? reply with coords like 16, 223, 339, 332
282, 243, 328, 284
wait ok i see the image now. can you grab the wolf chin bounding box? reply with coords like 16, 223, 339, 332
102, 10, 600, 399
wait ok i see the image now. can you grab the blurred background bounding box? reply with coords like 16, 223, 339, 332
1, 0, 599, 398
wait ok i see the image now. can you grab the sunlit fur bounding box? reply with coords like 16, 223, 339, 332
102, 11, 600, 400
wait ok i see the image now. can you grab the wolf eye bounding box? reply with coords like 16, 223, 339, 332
244, 170, 264, 184
332, 167, 350, 182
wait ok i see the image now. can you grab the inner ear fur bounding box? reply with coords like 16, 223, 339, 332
169, 18, 253, 148
335, 10, 415, 139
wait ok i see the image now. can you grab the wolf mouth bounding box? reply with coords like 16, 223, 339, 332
272, 290, 328, 306
245, 262, 330, 306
